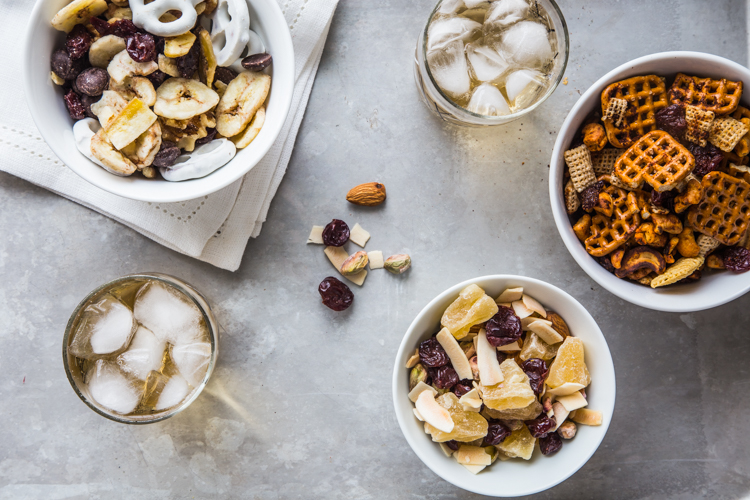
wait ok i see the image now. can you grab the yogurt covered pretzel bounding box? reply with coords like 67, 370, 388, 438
130, 0, 204, 37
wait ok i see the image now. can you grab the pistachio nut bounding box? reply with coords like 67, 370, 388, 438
409, 363, 427, 391
340, 251, 368, 276
384, 253, 411, 274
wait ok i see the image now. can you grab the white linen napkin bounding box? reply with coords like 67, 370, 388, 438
0, 0, 338, 271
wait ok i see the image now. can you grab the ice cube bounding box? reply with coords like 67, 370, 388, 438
86, 359, 142, 414
427, 40, 471, 98
171, 342, 212, 387
484, 0, 529, 29
505, 69, 545, 108
438, 0, 465, 15
427, 16, 482, 51
69, 294, 137, 359
461, 6, 490, 24
155, 374, 190, 410
133, 281, 204, 345
467, 83, 511, 116
466, 41, 510, 82
116, 326, 167, 381
498, 21, 553, 69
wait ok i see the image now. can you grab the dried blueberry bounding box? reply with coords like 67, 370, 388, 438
525, 415, 556, 438
485, 306, 522, 347
66, 25, 93, 60
126, 32, 156, 62
146, 69, 168, 88
483, 420, 511, 446
152, 141, 181, 168
63, 90, 86, 120
75, 67, 109, 96
686, 142, 724, 178
318, 276, 354, 311
176, 40, 200, 78
214, 66, 239, 85
195, 128, 217, 147
453, 380, 473, 397
521, 358, 549, 395
580, 180, 605, 211
432, 365, 459, 390
539, 432, 563, 456
51, 49, 86, 80
418, 337, 449, 368
655, 103, 687, 141
722, 246, 750, 272
241, 53, 273, 72
322, 219, 350, 247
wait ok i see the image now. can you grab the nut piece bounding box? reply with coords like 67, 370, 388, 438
573, 214, 591, 242
676, 228, 700, 258
674, 177, 702, 213
651, 212, 683, 235
610, 248, 625, 269
469, 356, 480, 380
346, 182, 387, 206
384, 254, 411, 274
409, 364, 428, 390
557, 421, 577, 439
340, 251, 369, 276
582, 123, 608, 152
614, 246, 667, 278
707, 254, 726, 269
635, 222, 668, 247
546, 312, 570, 340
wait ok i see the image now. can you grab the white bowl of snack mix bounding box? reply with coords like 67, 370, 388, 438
550, 51, 750, 312
392, 276, 615, 497
24, 0, 294, 202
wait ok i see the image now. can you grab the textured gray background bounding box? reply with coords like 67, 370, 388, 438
1, 0, 749, 498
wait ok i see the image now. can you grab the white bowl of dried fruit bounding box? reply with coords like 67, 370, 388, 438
550, 51, 750, 312
392, 276, 615, 497
24, 0, 294, 202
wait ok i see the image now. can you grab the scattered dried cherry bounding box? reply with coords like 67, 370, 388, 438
418, 337, 449, 368
126, 33, 156, 62
241, 53, 273, 72
75, 67, 108, 96
445, 440, 459, 451
496, 350, 507, 364
214, 66, 239, 85
195, 128, 217, 147
722, 246, 750, 272
63, 90, 86, 120
322, 219, 350, 247
521, 358, 549, 395
176, 40, 200, 78
318, 276, 354, 311
651, 189, 675, 211
539, 432, 563, 456
580, 180, 605, 211
655, 103, 687, 141
146, 69, 168, 88
686, 142, 724, 178
596, 256, 615, 273
152, 141, 181, 168
453, 380, 473, 397
525, 415, 556, 438
431, 365, 459, 390
51, 49, 86, 80
485, 306, 522, 347
483, 420, 511, 446
65, 25, 93, 60
91, 18, 139, 38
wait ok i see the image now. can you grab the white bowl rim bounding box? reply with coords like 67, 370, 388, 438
23, 0, 294, 203
391, 275, 616, 497
549, 51, 750, 313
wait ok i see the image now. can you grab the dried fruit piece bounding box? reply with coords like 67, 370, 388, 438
416, 390, 454, 433
64, 90, 87, 120
104, 97, 158, 150
318, 277, 353, 311
484, 306, 522, 347
322, 219, 350, 247
580, 180, 605, 211
216, 71, 271, 137
546, 337, 591, 390
570, 408, 603, 426
424, 393, 489, 443
126, 32, 156, 62
440, 285, 498, 340
654, 103, 687, 141
519, 333, 558, 362
722, 246, 750, 272
419, 337, 449, 368
346, 182, 387, 206
214, 66, 239, 85
196, 28, 217, 89
164, 32, 197, 58
521, 358, 549, 395
66, 24, 93, 60
482, 399, 543, 421
430, 365, 459, 390
557, 391, 588, 412
497, 425, 535, 460
436, 328, 473, 381
687, 142, 724, 178
482, 420, 511, 446
453, 381, 474, 398
51, 0, 107, 32
455, 445, 492, 466
480, 359, 536, 411
539, 432, 563, 456
476, 328, 504, 386
525, 415, 556, 438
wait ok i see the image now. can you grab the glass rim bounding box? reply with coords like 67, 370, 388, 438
420, 0, 570, 122
62, 273, 219, 425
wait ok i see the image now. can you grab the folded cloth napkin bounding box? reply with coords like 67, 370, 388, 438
0, 0, 338, 271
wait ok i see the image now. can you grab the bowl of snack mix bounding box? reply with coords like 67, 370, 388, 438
392, 275, 615, 497
550, 51, 750, 312
24, 0, 294, 203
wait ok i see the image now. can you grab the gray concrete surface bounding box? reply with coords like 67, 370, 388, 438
1, 0, 749, 498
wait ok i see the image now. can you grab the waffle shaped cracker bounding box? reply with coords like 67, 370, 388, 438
602, 98, 627, 127
650, 257, 704, 288
685, 105, 715, 147
686, 171, 750, 245
696, 234, 721, 257
614, 130, 695, 192
601, 75, 669, 148
564, 145, 597, 192
708, 116, 750, 152
564, 179, 580, 214
668, 73, 743, 116
584, 212, 640, 257
591, 148, 625, 176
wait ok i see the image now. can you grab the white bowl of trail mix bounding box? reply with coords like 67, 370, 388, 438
550, 52, 750, 312
393, 276, 615, 496
24, 0, 293, 202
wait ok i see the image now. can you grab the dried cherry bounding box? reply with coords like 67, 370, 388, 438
496, 350, 507, 364
63, 90, 86, 120
596, 256, 615, 273
318, 277, 354, 311
445, 440, 459, 451
452, 380, 473, 397
195, 128, 217, 147
176, 40, 200, 78
483, 420, 511, 446
214, 66, 239, 85
521, 358, 549, 395
539, 432, 563, 456
580, 180, 605, 211
431, 365, 459, 390
651, 189, 675, 211
655, 103, 687, 141
66, 25, 93, 60
686, 142, 724, 178
322, 219, 350, 247
152, 141, 181, 168
126, 33, 156, 62
418, 337, 449, 368
146, 69, 168, 88
485, 306, 522, 347
91, 18, 139, 38
525, 415, 556, 438
722, 246, 750, 272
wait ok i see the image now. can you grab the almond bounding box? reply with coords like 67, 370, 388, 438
346, 182, 386, 206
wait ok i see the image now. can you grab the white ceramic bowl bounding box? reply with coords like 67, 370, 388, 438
392, 275, 615, 497
24, 0, 294, 203
550, 51, 750, 312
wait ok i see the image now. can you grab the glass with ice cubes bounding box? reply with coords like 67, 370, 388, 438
415, 0, 568, 125
63, 274, 219, 423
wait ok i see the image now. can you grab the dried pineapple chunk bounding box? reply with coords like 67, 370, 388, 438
497, 425, 536, 460
424, 393, 488, 443
519, 332, 559, 362
441, 284, 499, 340
546, 337, 590, 390
480, 359, 536, 411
